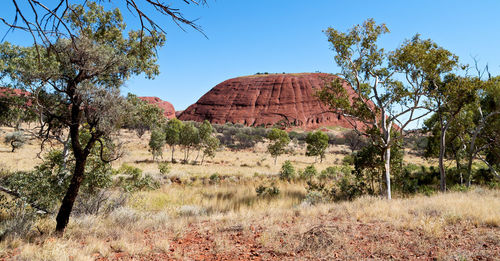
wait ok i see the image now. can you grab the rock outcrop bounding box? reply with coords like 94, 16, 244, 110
178, 73, 359, 129
139, 96, 176, 119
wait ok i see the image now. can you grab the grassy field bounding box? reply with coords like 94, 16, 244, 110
0, 127, 498, 260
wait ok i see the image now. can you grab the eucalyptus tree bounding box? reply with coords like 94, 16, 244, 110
0, 2, 165, 233
164, 118, 183, 163
179, 122, 200, 163
305, 130, 329, 163
465, 76, 500, 185
149, 127, 166, 161
267, 128, 290, 165
125, 93, 166, 138
425, 75, 477, 191
318, 20, 457, 199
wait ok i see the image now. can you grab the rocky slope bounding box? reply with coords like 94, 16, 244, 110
178, 73, 358, 129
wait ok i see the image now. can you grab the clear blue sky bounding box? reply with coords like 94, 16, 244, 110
2, 0, 500, 111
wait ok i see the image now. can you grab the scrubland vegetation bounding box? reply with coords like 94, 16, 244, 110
0, 123, 499, 259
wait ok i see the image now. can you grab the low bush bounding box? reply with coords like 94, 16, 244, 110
3, 131, 26, 152
299, 165, 317, 180
279, 160, 296, 181
158, 162, 171, 175
255, 184, 280, 197
115, 164, 159, 192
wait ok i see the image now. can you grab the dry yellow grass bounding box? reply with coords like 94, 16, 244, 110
0, 127, 431, 175
1, 188, 498, 260
1, 127, 498, 259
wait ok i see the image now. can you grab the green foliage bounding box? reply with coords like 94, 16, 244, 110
0, 2, 167, 231
215, 123, 268, 150
267, 128, 290, 164
342, 154, 355, 165
300, 165, 318, 180
165, 118, 184, 162
303, 191, 325, 206
305, 131, 329, 162
125, 93, 166, 138
320, 19, 460, 199
165, 119, 183, 147
319, 166, 350, 181
255, 184, 280, 197
179, 122, 200, 163
335, 171, 372, 201
158, 162, 171, 175
201, 136, 220, 164
392, 164, 439, 195
279, 160, 296, 181
209, 173, 221, 184
115, 164, 159, 192
198, 121, 220, 164
198, 120, 214, 142
1, 146, 114, 212
3, 131, 26, 152
149, 127, 166, 160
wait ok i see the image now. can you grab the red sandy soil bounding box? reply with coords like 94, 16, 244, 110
87, 215, 499, 260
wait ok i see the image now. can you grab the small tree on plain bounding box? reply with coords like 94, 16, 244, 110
179, 122, 200, 163
306, 131, 329, 163
267, 128, 290, 165
149, 127, 166, 161
164, 119, 183, 163
201, 136, 220, 165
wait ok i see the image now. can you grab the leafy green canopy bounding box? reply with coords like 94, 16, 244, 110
267, 128, 290, 164
306, 131, 329, 162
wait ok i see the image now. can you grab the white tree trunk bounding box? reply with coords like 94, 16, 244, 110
439, 126, 447, 192
384, 146, 392, 200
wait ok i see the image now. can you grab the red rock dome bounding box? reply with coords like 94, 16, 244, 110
178, 73, 359, 129
138, 96, 176, 119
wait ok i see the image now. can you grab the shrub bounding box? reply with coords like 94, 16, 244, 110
303, 191, 325, 206
209, 173, 221, 184
279, 160, 296, 181
158, 162, 171, 175
319, 166, 349, 180
73, 189, 128, 216
255, 184, 280, 197
3, 131, 26, 152
342, 154, 355, 165
300, 165, 317, 180
115, 164, 159, 192
335, 172, 369, 200
0, 196, 37, 241
1, 149, 113, 212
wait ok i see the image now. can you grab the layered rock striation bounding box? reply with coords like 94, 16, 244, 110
179, 73, 358, 129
